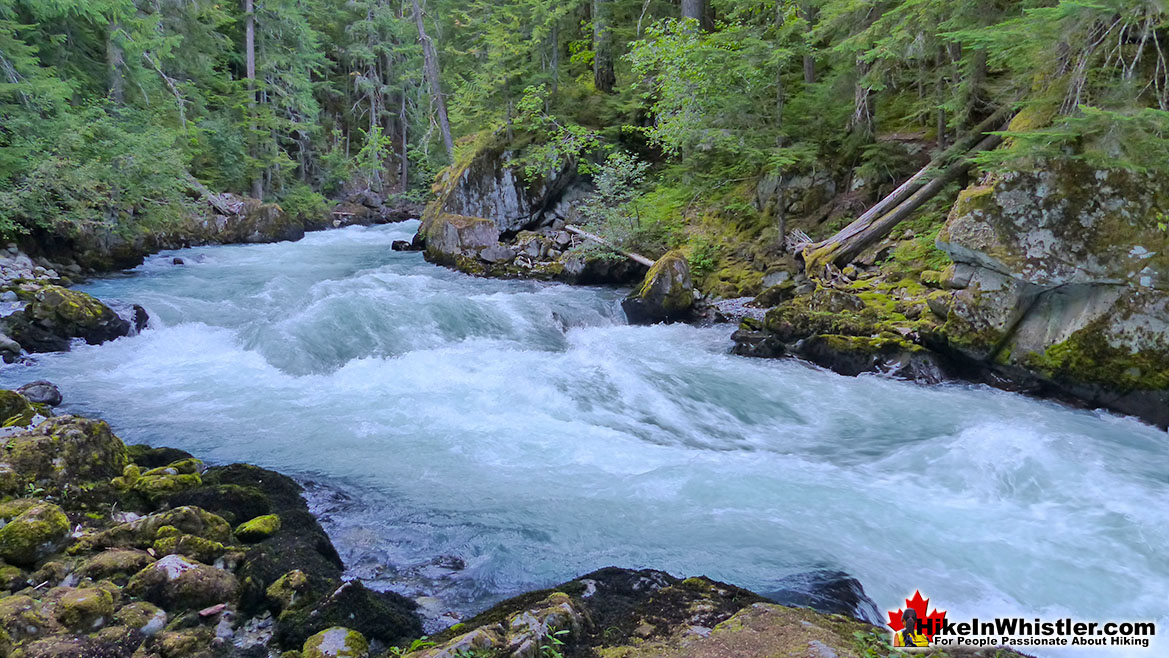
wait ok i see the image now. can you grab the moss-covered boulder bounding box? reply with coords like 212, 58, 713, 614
0, 390, 38, 427
275, 580, 420, 650
49, 586, 116, 631
0, 501, 69, 567
266, 570, 311, 613
418, 213, 500, 268
302, 627, 369, 658
129, 459, 204, 500
235, 514, 281, 542
113, 601, 166, 635
74, 506, 232, 554
78, 550, 156, 586
934, 161, 1169, 427
0, 595, 59, 642
621, 251, 695, 324
125, 554, 239, 611
0, 415, 129, 496
2, 285, 140, 353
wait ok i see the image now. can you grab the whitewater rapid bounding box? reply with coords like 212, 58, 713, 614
1, 222, 1164, 656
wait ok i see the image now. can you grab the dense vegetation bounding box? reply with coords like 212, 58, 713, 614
1, 0, 1165, 244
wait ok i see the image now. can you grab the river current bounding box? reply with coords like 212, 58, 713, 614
1, 222, 1164, 656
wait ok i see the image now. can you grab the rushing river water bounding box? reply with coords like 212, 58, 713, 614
1, 222, 1165, 656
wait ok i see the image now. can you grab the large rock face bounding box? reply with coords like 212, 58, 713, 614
428, 139, 580, 235
932, 162, 1169, 427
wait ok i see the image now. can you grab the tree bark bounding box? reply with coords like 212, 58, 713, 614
803, 132, 1004, 273
245, 0, 263, 200
800, 2, 816, 84
681, 0, 710, 30
411, 0, 454, 162
593, 0, 615, 93
107, 21, 125, 104
400, 92, 409, 193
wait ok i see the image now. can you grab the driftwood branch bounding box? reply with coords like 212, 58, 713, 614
565, 226, 656, 268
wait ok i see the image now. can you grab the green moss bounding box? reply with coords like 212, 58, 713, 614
0, 390, 35, 427
235, 514, 282, 542
302, 626, 369, 658
0, 501, 69, 567
54, 587, 115, 631
1025, 319, 1169, 391
153, 533, 228, 564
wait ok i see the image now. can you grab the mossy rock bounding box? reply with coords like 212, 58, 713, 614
51, 586, 116, 631
126, 445, 195, 470
0, 501, 69, 567
125, 554, 239, 611
113, 601, 166, 635
78, 549, 156, 586
0, 415, 129, 496
4, 285, 136, 353
275, 580, 420, 650
0, 390, 36, 428
622, 251, 695, 324
235, 514, 281, 542
266, 570, 311, 613
152, 534, 228, 564
0, 594, 59, 642
302, 627, 369, 658
72, 506, 232, 554
166, 484, 271, 526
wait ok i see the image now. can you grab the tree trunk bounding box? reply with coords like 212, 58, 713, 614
681, 0, 710, 30
107, 21, 125, 104
803, 132, 1003, 273
245, 0, 263, 200
550, 22, 560, 95
800, 2, 816, 84
400, 92, 409, 193
411, 0, 454, 162
593, 0, 615, 93
935, 47, 947, 149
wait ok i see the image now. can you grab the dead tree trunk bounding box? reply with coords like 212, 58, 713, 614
803, 132, 1003, 274
412, 0, 454, 162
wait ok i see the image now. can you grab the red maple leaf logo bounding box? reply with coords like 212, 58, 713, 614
888, 590, 947, 641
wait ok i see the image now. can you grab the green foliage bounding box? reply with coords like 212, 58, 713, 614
514, 84, 603, 180
578, 151, 652, 252
540, 629, 569, 658
386, 637, 436, 656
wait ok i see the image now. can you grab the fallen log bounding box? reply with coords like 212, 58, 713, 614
565, 226, 657, 268
809, 105, 1014, 253
803, 132, 1003, 275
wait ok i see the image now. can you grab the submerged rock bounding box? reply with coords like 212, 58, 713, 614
622, 251, 695, 324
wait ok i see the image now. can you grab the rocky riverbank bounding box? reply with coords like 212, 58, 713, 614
0, 386, 1036, 658
412, 134, 1169, 430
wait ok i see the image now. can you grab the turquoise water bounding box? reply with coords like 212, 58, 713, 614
1, 222, 1165, 656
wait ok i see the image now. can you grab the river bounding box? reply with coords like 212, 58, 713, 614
1, 222, 1164, 657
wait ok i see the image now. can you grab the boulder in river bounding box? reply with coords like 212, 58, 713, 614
1, 284, 145, 353
17, 380, 63, 406
621, 250, 695, 324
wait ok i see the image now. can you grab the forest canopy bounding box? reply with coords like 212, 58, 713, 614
0, 0, 1165, 238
